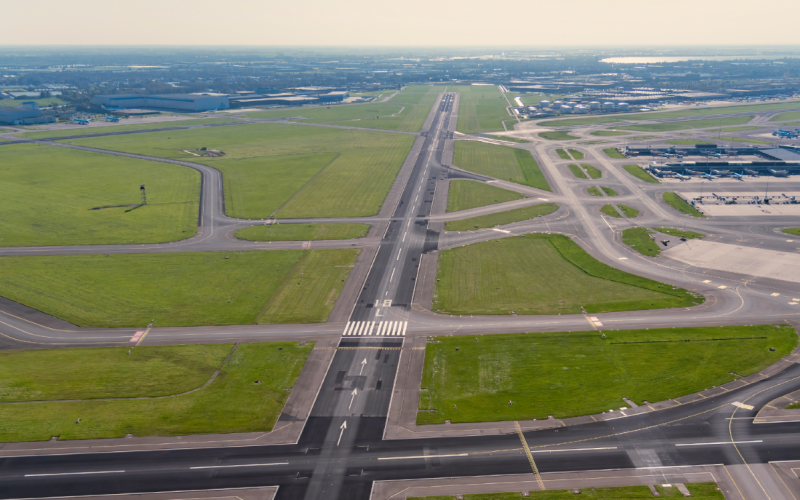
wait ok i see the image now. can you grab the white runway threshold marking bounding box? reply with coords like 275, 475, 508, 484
190, 463, 288, 469
343, 320, 407, 336
675, 440, 761, 447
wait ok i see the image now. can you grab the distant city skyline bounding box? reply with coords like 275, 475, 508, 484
3, 0, 800, 47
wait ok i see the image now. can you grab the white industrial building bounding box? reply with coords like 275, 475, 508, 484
92, 93, 229, 111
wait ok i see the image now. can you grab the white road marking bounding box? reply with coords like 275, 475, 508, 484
396, 249, 401, 261
344, 321, 407, 336
703, 280, 712, 283
618, 257, 627, 260
718, 285, 727, 289
732, 401, 755, 410
675, 440, 761, 447
390, 268, 396, 282
771, 292, 781, 296
379, 454, 468, 460
492, 228, 511, 234
531, 447, 617, 453
190, 463, 287, 469
366, 321, 375, 336
26, 470, 125, 477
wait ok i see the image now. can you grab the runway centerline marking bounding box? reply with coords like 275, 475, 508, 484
675, 440, 761, 447
25, 470, 125, 477
378, 453, 468, 460
190, 463, 288, 469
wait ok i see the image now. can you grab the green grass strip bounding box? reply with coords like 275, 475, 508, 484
623, 164, 660, 184
622, 228, 661, 256
409, 482, 726, 499
446, 180, 523, 212
445, 203, 558, 231
587, 187, 601, 196
601, 186, 618, 196
655, 227, 705, 239
582, 164, 602, 179
600, 204, 622, 218
567, 148, 584, 159
782, 228, 800, 236
665, 140, 715, 145
590, 130, 631, 136
567, 164, 587, 179
432, 233, 702, 318
664, 192, 705, 218
235, 223, 369, 241
787, 402, 800, 409
616, 116, 753, 132
555, 148, 570, 159
0, 342, 314, 442
514, 149, 551, 192
539, 130, 579, 140
417, 324, 786, 424
618, 205, 639, 218
20, 118, 240, 139
603, 147, 626, 159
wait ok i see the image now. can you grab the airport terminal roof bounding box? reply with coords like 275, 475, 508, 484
761, 148, 800, 162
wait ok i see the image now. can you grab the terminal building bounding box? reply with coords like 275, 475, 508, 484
92, 93, 229, 112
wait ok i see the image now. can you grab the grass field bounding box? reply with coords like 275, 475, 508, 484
0, 344, 233, 402
234, 223, 370, 241
603, 147, 626, 158
622, 228, 661, 256
582, 164, 602, 179
600, 204, 622, 218
246, 102, 432, 132
720, 125, 765, 132
664, 192, 705, 217
616, 116, 753, 132
787, 402, 800, 409
655, 227, 705, 239
591, 130, 630, 136
388, 87, 440, 106
540, 101, 800, 127
1, 97, 66, 108
0, 342, 313, 442
566, 164, 587, 179
618, 205, 640, 218
432, 233, 701, 316
718, 136, 773, 144
445, 203, 558, 231
453, 141, 551, 191
539, 131, 579, 140
21, 118, 240, 139
589, 187, 617, 196
446, 180, 523, 212
771, 110, 800, 122
449, 85, 510, 133
782, 228, 800, 236
567, 148, 583, 159
417, 325, 795, 424
409, 483, 725, 499
629, 135, 660, 140
623, 164, 660, 183
0, 250, 358, 327
555, 148, 570, 159
0, 143, 199, 247
67, 123, 414, 219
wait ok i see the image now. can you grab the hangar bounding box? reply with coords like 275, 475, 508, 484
92, 93, 229, 112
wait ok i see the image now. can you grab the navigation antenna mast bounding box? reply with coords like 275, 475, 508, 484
140, 185, 146, 205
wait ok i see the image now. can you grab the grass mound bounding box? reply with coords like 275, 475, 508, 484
539, 131, 579, 140
655, 228, 705, 239
432, 233, 702, 316
417, 325, 796, 424
603, 148, 626, 159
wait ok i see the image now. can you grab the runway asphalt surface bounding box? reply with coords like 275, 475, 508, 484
2, 95, 800, 499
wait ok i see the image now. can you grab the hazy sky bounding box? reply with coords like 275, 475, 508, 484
3, 0, 800, 47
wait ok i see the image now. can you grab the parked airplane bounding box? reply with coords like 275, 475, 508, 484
676, 174, 690, 181
105, 114, 120, 122
72, 116, 91, 125
733, 173, 744, 180
769, 169, 789, 177
745, 169, 759, 176
101, 105, 125, 111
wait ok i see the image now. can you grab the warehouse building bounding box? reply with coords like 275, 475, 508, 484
92, 93, 229, 111
0, 102, 53, 125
